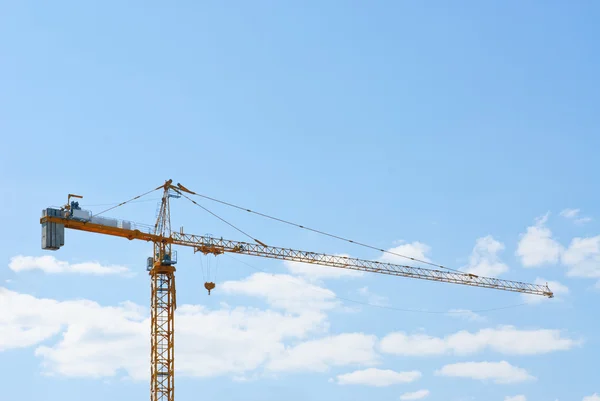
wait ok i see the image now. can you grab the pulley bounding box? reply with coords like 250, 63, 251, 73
204, 281, 216, 295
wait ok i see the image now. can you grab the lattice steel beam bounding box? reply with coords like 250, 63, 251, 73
150, 265, 175, 401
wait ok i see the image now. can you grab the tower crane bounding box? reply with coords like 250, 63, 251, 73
40, 179, 553, 401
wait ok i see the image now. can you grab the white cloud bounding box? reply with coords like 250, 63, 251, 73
0, 288, 67, 352
583, 394, 600, 401
267, 333, 379, 372
221, 272, 338, 313
562, 236, 600, 278
379, 326, 578, 356
379, 241, 431, 265
358, 286, 389, 307
0, 288, 148, 377
516, 214, 600, 278
334, 368, 421, 387
381, 332, 446, 356
560, 208, 580, 219
463, 236, 509, 277
446, 309, 486, 322
284, 254, 363, 279
516, 214, 564, 268
400, 389, 430, 400
522, 279, 569, 304
1, 269, 368, 380
435, 361, 535, 384
505, 395, 526, 401
9, 255, 130, 276
560, 208, 592, 225
35, 299, 328, 380
175, 305, 333, 378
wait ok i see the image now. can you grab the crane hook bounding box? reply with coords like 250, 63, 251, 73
204, 281, 215, 295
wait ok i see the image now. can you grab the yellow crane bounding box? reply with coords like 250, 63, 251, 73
40, 179, 553, 401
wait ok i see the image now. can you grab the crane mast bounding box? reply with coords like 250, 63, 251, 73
39, 180, 553, 401
150, 180, 177, 401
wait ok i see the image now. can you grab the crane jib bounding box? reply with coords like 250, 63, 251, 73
39, 214, 553, 298
173, 232, 553, 298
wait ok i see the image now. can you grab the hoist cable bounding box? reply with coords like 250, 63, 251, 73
199, 254, 206, 282
94, 187, 161, 217
214, 256, 220, 283
176, 191, 264, 245
178, 185, 462, 273
81, 198, 161, 207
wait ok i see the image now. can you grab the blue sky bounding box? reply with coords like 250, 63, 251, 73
1, 1, 599, 400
